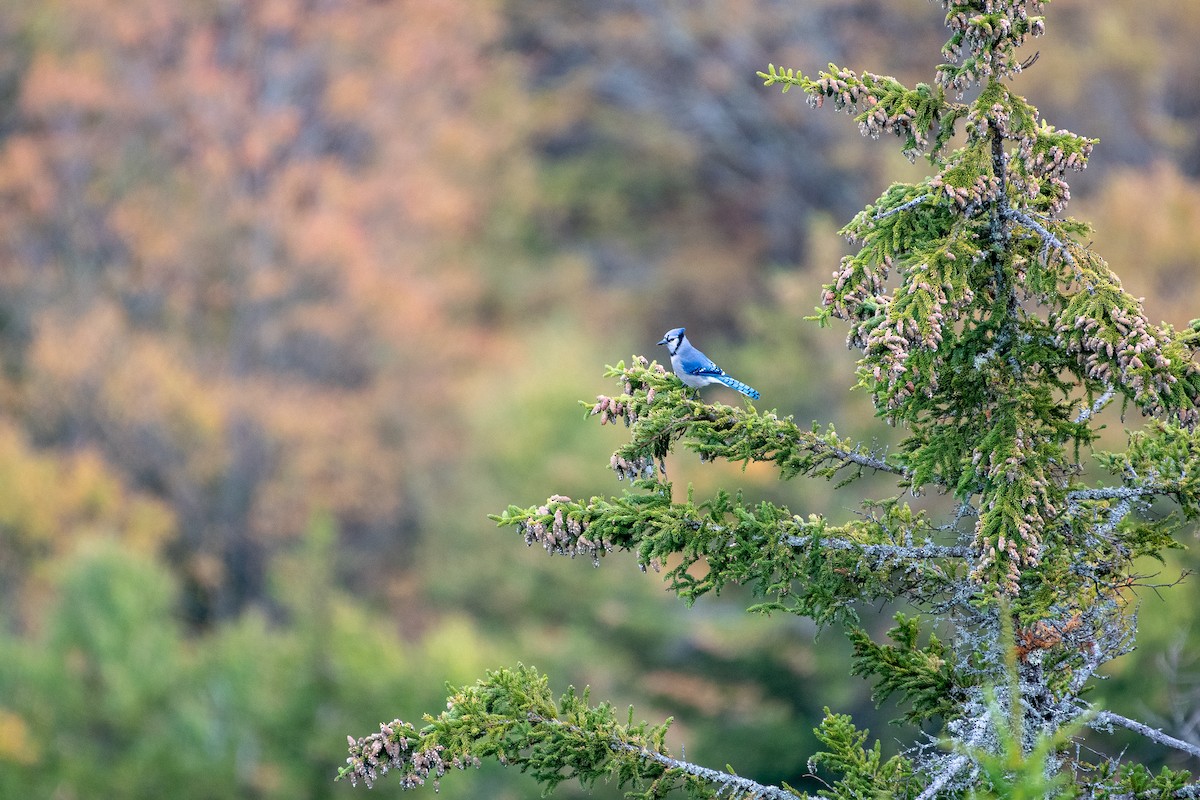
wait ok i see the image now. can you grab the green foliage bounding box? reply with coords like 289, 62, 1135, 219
849, 615, 963, 725
1053, 268, 1200, 423
808, 711, 915, 800
1085, 762, 1194, 800
0, 544, 213, 798
0, 525, 516, 800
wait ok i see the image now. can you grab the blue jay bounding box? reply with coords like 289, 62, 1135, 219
657, 327, 760, 400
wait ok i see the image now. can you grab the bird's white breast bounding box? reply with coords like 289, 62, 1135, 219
671, 353, 717, 388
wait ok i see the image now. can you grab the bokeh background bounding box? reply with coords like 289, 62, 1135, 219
1, 1, 1199, 797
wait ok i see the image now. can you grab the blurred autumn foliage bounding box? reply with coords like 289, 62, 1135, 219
1, 1, 1200, 797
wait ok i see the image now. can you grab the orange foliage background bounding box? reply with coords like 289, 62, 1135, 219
1, 1, 1199, 795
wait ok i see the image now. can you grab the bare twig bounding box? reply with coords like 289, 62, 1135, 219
624, 744, 803, 800
916, 752, 970, 800
1075, 387, 1115, 424
874, 193, 931, 221
1092, 497, 1134, 541
824, 444, 905, 475
915, 714, 990, 800
1002, 207, 1077, 268
1093, 711, 1200, 762
529, 713, 803, 800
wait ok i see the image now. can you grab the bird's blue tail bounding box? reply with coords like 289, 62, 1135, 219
717, 375, 760, 400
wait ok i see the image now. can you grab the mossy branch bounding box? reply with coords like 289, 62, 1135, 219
338, 665, 805, 799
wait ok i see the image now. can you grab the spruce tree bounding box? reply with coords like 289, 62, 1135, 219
341, 2, 1200, 796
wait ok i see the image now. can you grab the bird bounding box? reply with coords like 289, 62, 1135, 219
656, 327, 760, 400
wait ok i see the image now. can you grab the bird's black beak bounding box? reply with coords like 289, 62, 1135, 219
656, 336, 668, 346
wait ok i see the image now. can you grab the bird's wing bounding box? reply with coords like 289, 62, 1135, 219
687, 361, 726, 377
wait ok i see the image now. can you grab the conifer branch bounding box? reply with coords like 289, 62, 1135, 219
591, 359, 911, 484
849, 614, 962, 724
1060, 602, 1134, 698
497, 488, 970, 568
495, 488, 966, 622
1093, 498, 1133, 542
916, 754, 970, 800
339, 666, 807, 799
